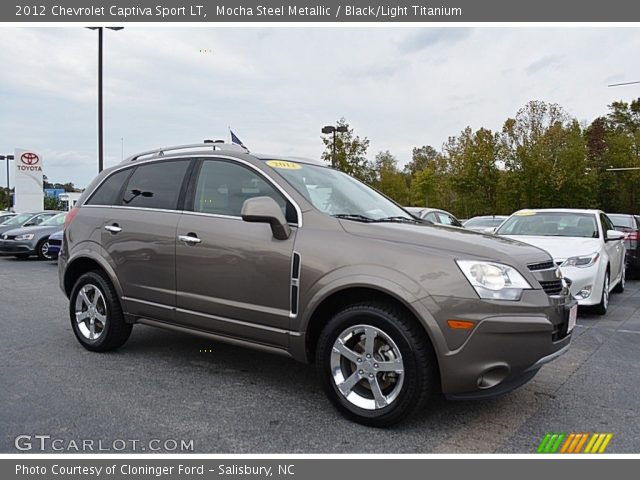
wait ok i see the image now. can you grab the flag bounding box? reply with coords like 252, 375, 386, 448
230, 130, 245, 148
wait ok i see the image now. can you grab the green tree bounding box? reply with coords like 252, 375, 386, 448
445, 127, 501, 218
371, 151, 410, 204
404, 145, 439, 177
44, 195, 63, 210
321, 118, 373, 183
0, 188, 9, 210
500, 100, 595, 210
406, 146, 450, 208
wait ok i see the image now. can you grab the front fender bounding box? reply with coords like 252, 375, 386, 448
293, 265, 448, 363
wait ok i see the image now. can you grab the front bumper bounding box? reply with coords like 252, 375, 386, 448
560, 263, 602, 306
422, 289, 575, 399
0, 239, 36, 255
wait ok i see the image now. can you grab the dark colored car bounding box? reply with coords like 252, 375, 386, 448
0, 212, 66, 260
47, 229, 64, 257
607, 213, 640, 272
404, 207, 463, 227
59, 142, 575, 426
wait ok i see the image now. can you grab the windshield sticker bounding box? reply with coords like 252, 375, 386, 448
266, 160, 302, 170
515, 210, 537, 216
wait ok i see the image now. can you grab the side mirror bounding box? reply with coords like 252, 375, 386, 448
241, 196, 292, 240
606, 230, 625, 242
24, 222, 36, 227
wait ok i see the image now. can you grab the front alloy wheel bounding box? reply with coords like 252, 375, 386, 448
331, 325, 405, 410
316, 303, 436, 427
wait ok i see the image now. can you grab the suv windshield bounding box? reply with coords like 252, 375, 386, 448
41, 212, 67, 227
496, 211, 599, 238
266, 160, 413, 222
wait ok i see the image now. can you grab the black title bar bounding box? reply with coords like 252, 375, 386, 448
3, 0, 640, 22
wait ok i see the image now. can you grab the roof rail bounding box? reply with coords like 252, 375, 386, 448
124, 142, 250, 163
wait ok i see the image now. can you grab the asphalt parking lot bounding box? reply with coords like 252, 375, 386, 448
1, 256, 640, 453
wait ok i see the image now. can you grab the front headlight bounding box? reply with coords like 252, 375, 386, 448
14, 233, 35, 241
456, 260, 532, 301
561, 252, 599, 268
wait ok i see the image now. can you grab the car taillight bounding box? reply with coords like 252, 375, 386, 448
64, 207, 79, 229
627, 231, 640, 241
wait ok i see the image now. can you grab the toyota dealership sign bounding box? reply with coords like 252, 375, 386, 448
14, 148, 44, 212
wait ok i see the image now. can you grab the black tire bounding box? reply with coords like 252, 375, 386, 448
612, 267, 625, 293
593, 271, 610, 316
316, 302, 437, 427
36, 237, 53, 260
69, 270, 132, 352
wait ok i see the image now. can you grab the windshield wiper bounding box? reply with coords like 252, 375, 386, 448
372, 216, 422, 224
332, 213, 375, 223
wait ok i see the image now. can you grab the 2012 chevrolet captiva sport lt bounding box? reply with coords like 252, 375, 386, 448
59, 142, 575, 426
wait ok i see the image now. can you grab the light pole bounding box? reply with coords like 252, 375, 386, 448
86, 27, 123, 173
322, 125, 348, 168
0, 154, 14, 211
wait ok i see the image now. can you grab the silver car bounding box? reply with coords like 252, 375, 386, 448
0, 212, 66, 260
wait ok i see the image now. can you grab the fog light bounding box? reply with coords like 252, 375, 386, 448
477, 365, 509, 389
576, 285, 592, 299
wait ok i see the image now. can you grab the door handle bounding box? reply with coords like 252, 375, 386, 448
104, 224, 122, 233
178, 234, 201, 245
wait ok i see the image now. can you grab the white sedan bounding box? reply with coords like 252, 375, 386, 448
495, 209, 626, 315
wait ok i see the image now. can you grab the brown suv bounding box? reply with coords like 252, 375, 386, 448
59, 143, 575, 426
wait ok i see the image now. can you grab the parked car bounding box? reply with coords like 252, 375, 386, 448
606, 213, 640, 274
495, 209, 626, 315
47, 229, 64, 257
0, 212, 66, 260
0, 211, 59, 237
463, 215, 508, 233
404, 207, 463, 227
60, 142, 575, 426
0, 212, 16, 224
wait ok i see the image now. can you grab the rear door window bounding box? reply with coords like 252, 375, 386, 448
121, 160, 190, 210
86, 168, 132, 206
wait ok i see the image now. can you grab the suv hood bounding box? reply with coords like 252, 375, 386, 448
499, 235, 601, 261
340, 221, 552, 266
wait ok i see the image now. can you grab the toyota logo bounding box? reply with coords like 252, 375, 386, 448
21, 152, 39, 165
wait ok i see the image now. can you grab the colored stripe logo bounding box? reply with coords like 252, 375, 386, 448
537, 433, 613, 453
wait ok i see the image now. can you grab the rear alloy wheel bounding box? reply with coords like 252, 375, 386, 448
316, 303, 436, 427
69, 271, 132, 351
612, 267, 625, 293
36, 238, 54, 260
594, 272, 610, 315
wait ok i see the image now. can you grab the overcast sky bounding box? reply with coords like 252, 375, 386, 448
1, 26, 639, 188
